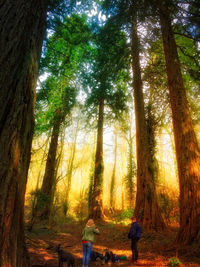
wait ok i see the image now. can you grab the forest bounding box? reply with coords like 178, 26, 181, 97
0, 0, 200, 266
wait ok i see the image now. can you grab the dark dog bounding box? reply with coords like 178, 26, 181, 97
56, 244, 75, 267
105, 250, 127, 263
90, 250, 105, 261
104, 251, 111, 263
110, 251, 121, 263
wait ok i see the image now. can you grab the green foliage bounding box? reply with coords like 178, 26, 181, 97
41, 14, 92, 76
35, 77, 77, 134
35, 14, 92, 136
175, 33, 200, 125
111, 209, 134, 223
84, 18, 131, 125
176, 34, 200, 84
118, 209, 134, 220
169, 257, 181, 267
47, 0, 76, 28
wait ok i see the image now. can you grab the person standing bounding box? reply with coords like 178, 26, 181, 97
128, 216, 142, 263
82, 219, 100, 267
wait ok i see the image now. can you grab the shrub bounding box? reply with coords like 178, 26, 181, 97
169, 257, 181, 266
112, 209, 134, 222
119, 209, 134, 220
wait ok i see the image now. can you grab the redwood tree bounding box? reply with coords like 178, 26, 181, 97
40, 109, 63, 220
34, 14, 91, 222
0, 1, 48, 266
90, 98, 105, 219
102, 0, 166, 231
87, 20, 130, 219
157, 0, 200, 243
35, 79, 77, 222
131, 10, 166, 231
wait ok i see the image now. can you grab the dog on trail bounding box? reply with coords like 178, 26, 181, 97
104, 251, 111, 263
56, 244, 75, 267
104, 250, 127, 263
90, 250, 105, 262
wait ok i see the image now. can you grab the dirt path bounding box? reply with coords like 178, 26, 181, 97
26, 222, 200, 267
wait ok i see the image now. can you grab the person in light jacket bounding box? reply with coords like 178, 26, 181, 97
82, 219, 100, 267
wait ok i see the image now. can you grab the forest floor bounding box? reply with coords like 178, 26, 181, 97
26, 221, 200, 267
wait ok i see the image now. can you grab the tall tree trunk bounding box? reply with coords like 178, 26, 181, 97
40, 111, 62, 220
28, 139, 49, 231
48, 148, 61, 228
110, 130, 117, 210
65, 121, 79, 204
0, 1, 48, 266
48, 133, 65, 227
157, 128, 166, 185
88, 132, 96, 210
89, 99, 104, 220
127, 127, 135, 208
158, 1, 200, 244
131, 12, 166, 231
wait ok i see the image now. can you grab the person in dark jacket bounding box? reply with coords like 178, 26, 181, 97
128, 216, 142, 263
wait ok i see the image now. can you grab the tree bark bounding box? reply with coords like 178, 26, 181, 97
65, 121, 79, 204
158, 1, 200, 244
40, 110, 62, 220
131, 12, 166, 231
88, 132, 96, 210
0, 1, 48, 266
28, 139, 49, 231
89, 99, 105, 220
127, 127, 135, 208
110, 130, 117, 210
